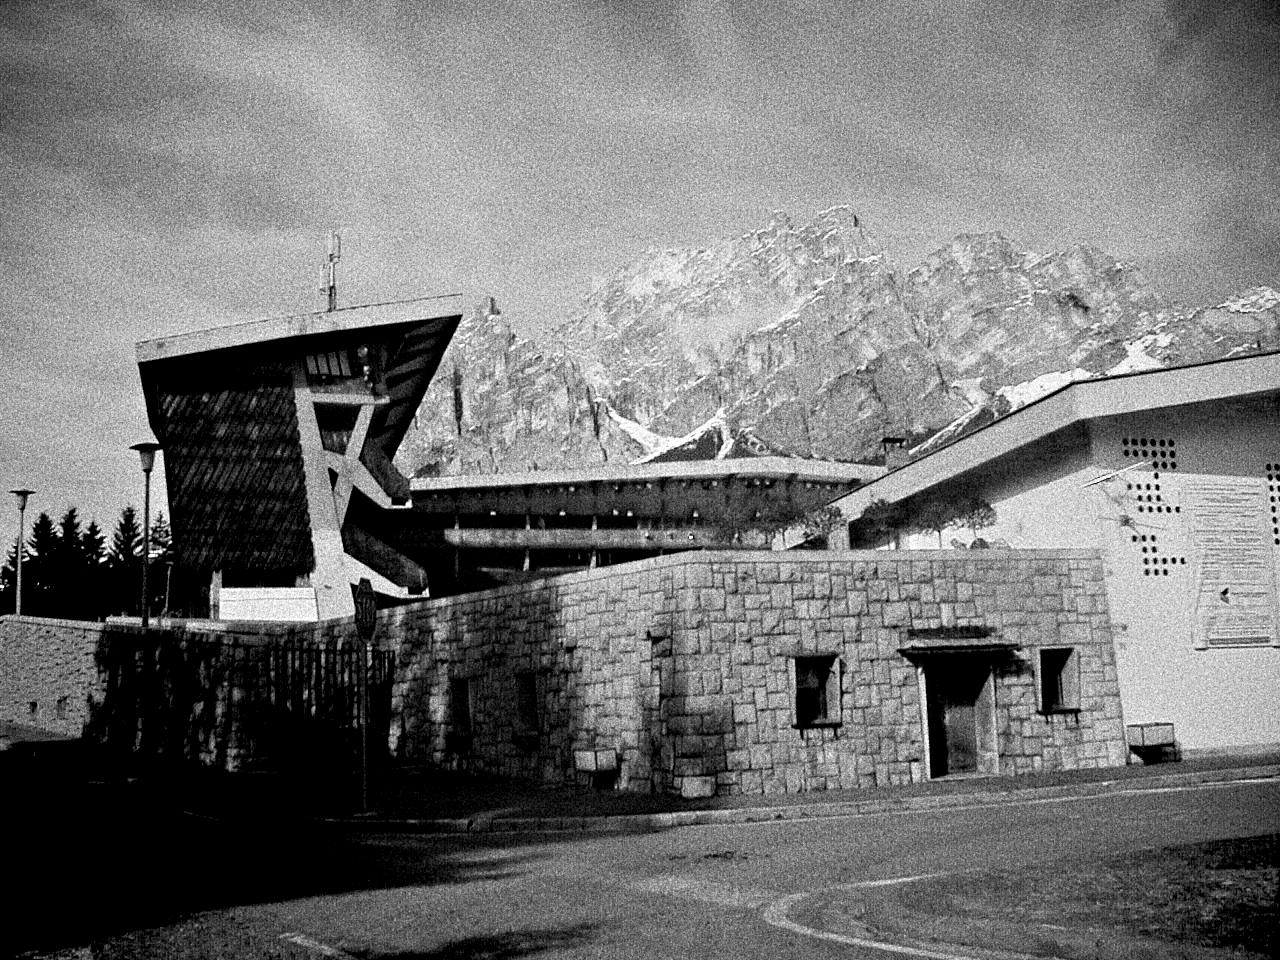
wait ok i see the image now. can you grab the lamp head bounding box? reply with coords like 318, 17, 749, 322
130, 442, 162, 473
9, 489, 34, 511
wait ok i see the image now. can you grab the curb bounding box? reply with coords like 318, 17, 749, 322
314, 763, 1278, 834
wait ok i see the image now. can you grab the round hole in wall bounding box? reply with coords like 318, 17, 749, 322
1143, 569, 1150, 576
1170, 461, 1177, 469
1163, 569, 1169, 576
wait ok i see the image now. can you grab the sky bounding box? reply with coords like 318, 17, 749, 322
1, 0, 1277, 540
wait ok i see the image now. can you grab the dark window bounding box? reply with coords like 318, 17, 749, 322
449, 678, 472, 734
516, 672, 539, 734
1039, 647, 1079, 712
792, 656, 841, 728
55, 697, 67, 720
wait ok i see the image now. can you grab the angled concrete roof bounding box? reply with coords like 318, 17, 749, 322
136, 294, 465, 363
827, 350, 1280, 520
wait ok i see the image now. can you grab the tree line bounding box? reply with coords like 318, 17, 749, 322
0, 505, 174, 621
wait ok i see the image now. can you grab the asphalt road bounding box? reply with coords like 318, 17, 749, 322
13, 777, 1280, 959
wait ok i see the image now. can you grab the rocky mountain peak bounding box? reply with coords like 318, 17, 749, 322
397, 209, 1278, 484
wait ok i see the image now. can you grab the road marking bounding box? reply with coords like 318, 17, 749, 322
762, 890, 977, 960
279, 933, 357, 958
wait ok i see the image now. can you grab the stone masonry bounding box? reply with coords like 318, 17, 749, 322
387, 549, 1128, 797
0, 616, 108, 740
2, 549, 1128, 794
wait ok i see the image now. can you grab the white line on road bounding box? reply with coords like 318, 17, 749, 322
279, 933, 357, 958
761, 889, 977, 960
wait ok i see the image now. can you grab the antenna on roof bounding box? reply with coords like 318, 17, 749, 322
322, 231, 341, 311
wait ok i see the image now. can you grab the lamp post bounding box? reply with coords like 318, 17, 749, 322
130, 443, 161, 630
9, 489, 33, 616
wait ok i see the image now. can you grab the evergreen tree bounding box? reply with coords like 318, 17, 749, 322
25, 512, 59, 616
0, 540, 16, 615
147, 511, 174, 616
108, 506, 143, 616
51, 508, 84, 618
149, 512, 173, 562
81, 521, 106, 567
110, 506, 142, 564
80, 520, 109, 621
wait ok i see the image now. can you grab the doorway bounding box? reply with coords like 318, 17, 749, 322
924, 656, 997, 777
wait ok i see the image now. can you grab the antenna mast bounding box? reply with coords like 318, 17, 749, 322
323, 231, 341, 311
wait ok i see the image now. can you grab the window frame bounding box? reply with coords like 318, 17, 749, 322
790, 654, 843, 730
1035, 646, 1081, 714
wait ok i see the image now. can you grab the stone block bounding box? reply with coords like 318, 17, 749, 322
680, 775, 717, 799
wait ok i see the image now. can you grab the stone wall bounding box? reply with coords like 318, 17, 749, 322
388, 549, 1128, 796
3, 549, 1128, 794
0, 615, 365, 770
0, 616, 107, 739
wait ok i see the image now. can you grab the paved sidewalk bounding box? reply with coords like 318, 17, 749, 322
256, 752, 1280, 834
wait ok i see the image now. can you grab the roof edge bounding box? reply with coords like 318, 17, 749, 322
136, 294, 466, 363
827, 349, 1280, 518
410, 456, 885, 492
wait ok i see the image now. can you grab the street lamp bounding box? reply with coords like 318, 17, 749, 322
9, 489, 33, 616
130, 443, 161, 630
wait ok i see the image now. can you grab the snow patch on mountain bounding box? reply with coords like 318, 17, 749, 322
1105, 334, 1171, 375
998, 369, 1094, 410
1217, 286, 1280, 313
633, 409, 734, 463
603, 402, 671, 454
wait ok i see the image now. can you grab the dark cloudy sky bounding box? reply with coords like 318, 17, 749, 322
2, 0, 1277, 534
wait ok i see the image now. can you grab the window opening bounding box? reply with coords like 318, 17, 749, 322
791, 655, 841, 728
1121, 436, 1177, 470
1038, 647, 1080, 712
1268, 462, 1278, 546
515, 672, 540, 734
449, 678, 472, 734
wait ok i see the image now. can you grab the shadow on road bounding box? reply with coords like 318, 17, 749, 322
3, 761, 618, 957
363, 924, 597, 959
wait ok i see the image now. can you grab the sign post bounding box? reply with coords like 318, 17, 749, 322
354, 578, 378, 814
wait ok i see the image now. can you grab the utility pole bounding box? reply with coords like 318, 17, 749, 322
323, 231, 341, 311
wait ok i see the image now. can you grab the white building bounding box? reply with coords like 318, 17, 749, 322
822, 351, 1280, 756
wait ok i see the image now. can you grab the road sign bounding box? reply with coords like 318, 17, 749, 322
354, 577, 377, 642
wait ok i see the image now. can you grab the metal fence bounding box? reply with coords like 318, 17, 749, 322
89, 629, 395, 774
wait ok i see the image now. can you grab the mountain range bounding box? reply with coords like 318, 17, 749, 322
398, 207, 1279, 480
